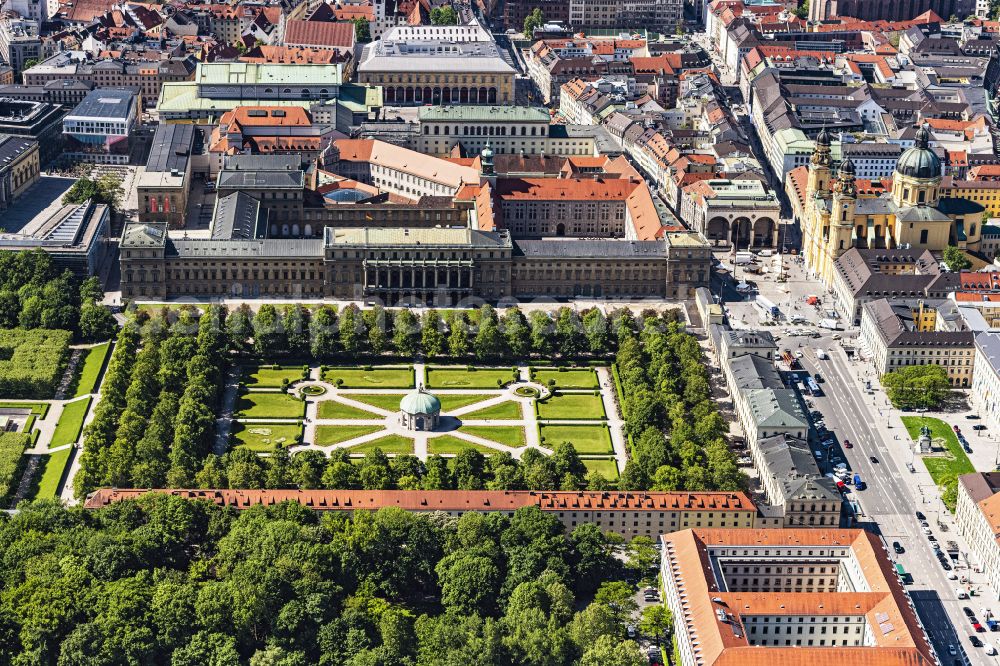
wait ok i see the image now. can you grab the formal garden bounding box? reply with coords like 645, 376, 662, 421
59, 302, 744, 501
904, 415, 975, 510
226, 361, 623, 481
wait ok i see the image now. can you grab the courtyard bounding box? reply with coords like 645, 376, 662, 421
228, 363, 625, 477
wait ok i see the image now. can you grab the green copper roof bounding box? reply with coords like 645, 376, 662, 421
400, 389, 440, 415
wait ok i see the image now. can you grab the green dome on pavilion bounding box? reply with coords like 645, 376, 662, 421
400, 388, 441, 415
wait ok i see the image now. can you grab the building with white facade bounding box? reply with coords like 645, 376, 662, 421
356, 19, 516, 106
971, 332, 1000, 434
568, 0, 683, 32
62, 88, 138, 164
956, 472, 1000, 600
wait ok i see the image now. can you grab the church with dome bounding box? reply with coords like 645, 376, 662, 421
801, 125, 985, 286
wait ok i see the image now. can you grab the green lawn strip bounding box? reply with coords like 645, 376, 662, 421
232, 422, 303, 451
343, 393, 408, 412
50, 398, 92, 448
32, 448, 73, 499
582, 457, 620, 479
347, 435, 414, 455
245, 365, 307, 388
235, 392, 306, 419
536, 393, 606, 420
531, 368, 599, 389
902, 416, 975, 510
317, 400, 382, 419
0, 402, 50, 418
438, 393, 496, 412
459, 400, 523, 420
21, 414, 36, 433
73, 342, 110, 397
540, 424, 613, 454
315, 424, 384, 446
427, 436, 498, 455
426, 367, 516, 389
322, 367, 414, 388
458, 425, 526, 448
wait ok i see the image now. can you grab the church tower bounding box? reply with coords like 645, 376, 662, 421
804, 128, 833, 273
821, 158, 857, 283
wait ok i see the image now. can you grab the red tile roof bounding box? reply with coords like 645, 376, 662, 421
284, 19, 356, 50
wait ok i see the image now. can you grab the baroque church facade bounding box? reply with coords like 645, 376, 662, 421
802, 126, 985, 286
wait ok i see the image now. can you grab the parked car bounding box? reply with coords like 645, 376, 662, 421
963, 607, 976, 618
973, 424, 988, 431
953, 424, 961, 432
844, 440, 853, 448
869, 456, 879, 464
966, 414, 980, 420
916, 511, 926, 521
970, 636, 983, 648
893, 541, 904, 554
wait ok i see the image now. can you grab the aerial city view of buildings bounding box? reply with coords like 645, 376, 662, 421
4, 0, 1000, 663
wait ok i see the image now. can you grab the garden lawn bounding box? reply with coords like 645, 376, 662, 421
343, 393, 407, 412
323, 367, 413, 388
540, 424, 613, 454
50, 398, 92, 448
74, 343, 110, 397
437, 394, 494, 412
426, 367, 515, 389
347, 435, 413, 455
532, 368, 599, 389
903, 416, 975, 511
0, 402, 50, 417
427, 436, 497, 455
235, 392, 306, 419
536, 393, 605, 420
245, 365, 307, 388
460, 401, 523, 420
32, 448, 73, 499
314, 425, 384, 446
317, 400, 381, 419
232, 422, 302, 451
458, 425, 526, 448
582, 457, 620, 480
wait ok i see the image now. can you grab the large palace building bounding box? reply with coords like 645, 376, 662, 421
801, 126, 984, 286
120, 140, 712, 303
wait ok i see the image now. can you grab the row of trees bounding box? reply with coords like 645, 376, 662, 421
191, 442, 612, 493
75, 307, 227, 497
222, 302, 681, 361
0, 250, 115, 341
0, 495, 663, 665
616, 320, 745, 492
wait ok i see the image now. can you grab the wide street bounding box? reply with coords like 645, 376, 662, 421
798, 343, 994, 666
720, 250, 1000, 665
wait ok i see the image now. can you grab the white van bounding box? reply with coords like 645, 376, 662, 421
956, 588, 968, 599
757, 249, 774, 257
816, 349, 828, 360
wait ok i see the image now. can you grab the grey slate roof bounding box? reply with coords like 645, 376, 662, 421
747, 389, 807, 429
169, 238, 323, 258
757, 434, 841, 503
68, 88, 137, 120
146, 123, 195, 174
728, 354, 784, 391
212, 192, 266, 240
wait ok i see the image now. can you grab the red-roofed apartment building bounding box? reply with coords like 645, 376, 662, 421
85, 489, 759, 539
663, 528, 937, 666
208, 106, 335, 173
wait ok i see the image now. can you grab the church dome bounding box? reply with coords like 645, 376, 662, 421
400, 388, 441, 415
816, 127, 831, 147
896, 125, 941, 180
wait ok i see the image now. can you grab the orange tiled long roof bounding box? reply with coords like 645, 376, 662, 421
662, 529, 935, 666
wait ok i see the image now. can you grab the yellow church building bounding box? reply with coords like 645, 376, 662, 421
802, 126, 985, 286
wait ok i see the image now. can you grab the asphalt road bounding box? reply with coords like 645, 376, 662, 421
798, 341, 996, 666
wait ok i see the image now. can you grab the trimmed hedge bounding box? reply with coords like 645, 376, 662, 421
0, 329, 72, 399
0, 432, 29, 505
